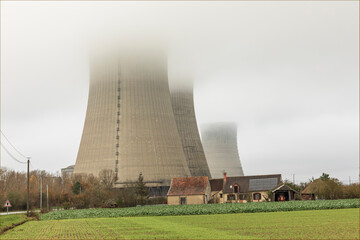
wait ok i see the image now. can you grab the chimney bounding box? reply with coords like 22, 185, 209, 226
223, 172, 227, 183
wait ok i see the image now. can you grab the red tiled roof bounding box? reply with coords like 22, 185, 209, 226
167, 176, 209, 196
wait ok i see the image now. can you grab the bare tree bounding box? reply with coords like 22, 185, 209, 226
99, 169, 116, 190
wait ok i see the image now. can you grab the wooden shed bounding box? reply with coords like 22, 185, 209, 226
271, 184, 297, 201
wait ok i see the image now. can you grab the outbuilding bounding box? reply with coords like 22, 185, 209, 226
271, 184, 297, 201
167, 176, 211, 205
300, 181, 318, 200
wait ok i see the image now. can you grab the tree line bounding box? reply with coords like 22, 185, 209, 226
281, 173, 359, 200
0, 168, 165, 211
0, 169, 358, 211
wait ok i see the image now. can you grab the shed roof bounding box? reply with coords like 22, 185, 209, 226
272, 184, 297, 193
167, 176, 209, 196
223, 174, 281, 193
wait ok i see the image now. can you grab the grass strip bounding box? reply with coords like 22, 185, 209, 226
0, 214, 31, 235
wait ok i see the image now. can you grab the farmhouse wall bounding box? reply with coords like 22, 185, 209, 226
167, 195, 205, 205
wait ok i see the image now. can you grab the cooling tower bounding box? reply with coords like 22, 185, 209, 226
170, 86, 211, 177
74, 46, 191, 187
201, 122, 244, 178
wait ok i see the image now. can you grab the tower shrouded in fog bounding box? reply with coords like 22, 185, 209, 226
74, 46, 192, 187
201, 122, 244, 178
170, 84, 211, 177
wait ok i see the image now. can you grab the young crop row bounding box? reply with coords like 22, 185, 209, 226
40, 198, 359, 220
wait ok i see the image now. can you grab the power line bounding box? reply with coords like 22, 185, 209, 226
1, 130, 28, 159
0, 142, 27, 164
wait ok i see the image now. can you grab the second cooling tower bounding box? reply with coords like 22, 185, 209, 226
74, 47, 191, 187
201, 123, 244, 178
170, 86, 211, 177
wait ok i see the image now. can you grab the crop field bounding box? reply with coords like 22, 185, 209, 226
2, 208, 359, 239
41, 199, 359, 220
0, 214, 28, 233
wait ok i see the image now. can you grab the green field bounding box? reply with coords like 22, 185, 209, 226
0, 214, 28, 234
2, 209, 359, 239
41, 199, 359, 220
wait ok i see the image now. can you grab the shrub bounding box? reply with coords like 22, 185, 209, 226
102, 199, 118, 208
27, 210, 39, 220
40, 208, 49, 214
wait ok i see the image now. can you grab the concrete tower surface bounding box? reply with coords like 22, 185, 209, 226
74, 46, 191, 187
201, 122, 244, 178
170, 86, 211, 177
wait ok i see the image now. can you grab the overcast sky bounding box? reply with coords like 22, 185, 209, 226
1, 1, 358, 184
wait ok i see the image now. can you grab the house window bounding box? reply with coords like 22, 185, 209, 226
220, 194, 223, 198
233, 184, 239, 193
253, 193, 261, 200
180, 197, 186, 205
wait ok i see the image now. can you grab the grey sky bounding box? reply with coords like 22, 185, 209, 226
1, 1, 358, 184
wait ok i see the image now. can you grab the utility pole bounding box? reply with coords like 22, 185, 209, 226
40, 175, 43, 210
46, 184, 49, 211
27, 157, 30, 216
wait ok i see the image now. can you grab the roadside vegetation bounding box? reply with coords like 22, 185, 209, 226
0, 169, 163, 212
2, 209, 359, 239
0, 214, 29, 234
41, 198, 359, 220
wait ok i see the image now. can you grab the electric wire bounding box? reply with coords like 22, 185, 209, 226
0, 130, 28, 159
0, 142, 27, 164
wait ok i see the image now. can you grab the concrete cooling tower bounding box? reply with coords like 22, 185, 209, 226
170, 86, 211, 177
201, 122, 244, 178
74, 46, 191, 187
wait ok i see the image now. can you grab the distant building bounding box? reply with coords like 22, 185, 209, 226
210, 173, 282, 203
167, 176, 211, 205
61, 165, 74, 176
